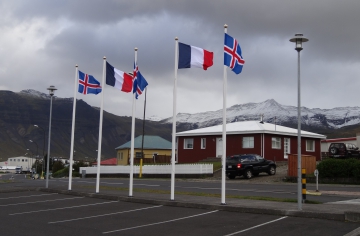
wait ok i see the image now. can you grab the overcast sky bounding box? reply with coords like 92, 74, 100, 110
1, 0, 360, 119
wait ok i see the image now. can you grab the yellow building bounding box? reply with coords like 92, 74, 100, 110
115, 135, 172, 165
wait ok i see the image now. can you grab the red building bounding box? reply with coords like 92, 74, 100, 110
176, 121, 326, 163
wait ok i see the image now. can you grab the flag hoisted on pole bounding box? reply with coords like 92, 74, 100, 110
68, 66, 102, 191
222, 24, 245, 204
95, 57, 107, 193
172, 38, 213, 200
129, 48, 148, 196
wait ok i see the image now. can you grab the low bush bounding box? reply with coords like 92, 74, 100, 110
317, 158, 360, 178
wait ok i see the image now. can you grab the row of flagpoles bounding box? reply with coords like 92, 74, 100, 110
67, 25, 244, 205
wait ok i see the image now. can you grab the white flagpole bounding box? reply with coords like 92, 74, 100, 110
96, 56, 106, 193
171, 37, 178, 200
221, 24, 228, 205
129, 48, 137, 197
68, 65, 78, 190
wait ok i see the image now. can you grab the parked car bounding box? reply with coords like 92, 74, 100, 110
226, 154, 276, 179
328, 143, 360, 158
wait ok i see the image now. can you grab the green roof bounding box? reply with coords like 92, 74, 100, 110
115, 135, 172, 150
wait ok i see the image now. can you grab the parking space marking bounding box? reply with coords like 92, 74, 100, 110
326, 199, 360, 205
9, 201, 118, 215
0, 197, 83, 207
0, 193, 58, 200
223, 216, 288, 236
102, 210, 218, 234
48, 205, 163, 224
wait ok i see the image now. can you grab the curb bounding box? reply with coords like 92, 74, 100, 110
37, 188, 353, 222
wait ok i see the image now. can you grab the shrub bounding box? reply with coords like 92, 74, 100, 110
317, 158, 360, 178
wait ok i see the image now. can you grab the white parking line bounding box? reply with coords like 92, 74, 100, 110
102, 210, 218, 234
0, 193, 58, 200
326, 199, 360, 205
0, 197, 83, 207
223, 216, 288, 236
10, 201, 118, 215
48, 205, 163, 224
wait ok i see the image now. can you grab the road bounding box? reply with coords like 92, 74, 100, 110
0, 190, 359, 236
1, 173, 359, 204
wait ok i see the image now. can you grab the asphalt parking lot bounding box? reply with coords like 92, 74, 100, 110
0, 191, 359, 236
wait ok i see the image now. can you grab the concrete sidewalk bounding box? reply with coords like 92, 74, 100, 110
32, 184, 360, 223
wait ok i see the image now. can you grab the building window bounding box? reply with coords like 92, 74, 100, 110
184, 138, 194, 149
25, 159, 28, 162
272, 137, 281, 149
22, 159, 24, 162
242, 137, 254, 148
306, 140, 315, 152
201, 138, 206, 149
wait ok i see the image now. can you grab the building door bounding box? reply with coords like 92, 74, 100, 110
284, 138, 290, 159
216, 138, 223, 158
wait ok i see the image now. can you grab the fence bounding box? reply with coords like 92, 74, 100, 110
287, 154, 316, 177
80, 163, 213, 175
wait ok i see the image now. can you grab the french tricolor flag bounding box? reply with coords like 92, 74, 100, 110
106, 62, 133, 92
178, 42, 214, 70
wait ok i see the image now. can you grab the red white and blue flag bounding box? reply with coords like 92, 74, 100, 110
132, 62, 148, 99
224, 33, 245, 74
178, 42, 213, 70
78, 71, 102, 95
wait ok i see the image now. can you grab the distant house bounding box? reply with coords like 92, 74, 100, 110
176, 121, 326, 163
91, 157, 117, 166
115, 135, 172, 165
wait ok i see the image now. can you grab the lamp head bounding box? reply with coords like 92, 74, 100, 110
47, 85, 57, 96
289, 33, 308, 52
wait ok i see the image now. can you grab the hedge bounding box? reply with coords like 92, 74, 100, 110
317, 158, 360, 178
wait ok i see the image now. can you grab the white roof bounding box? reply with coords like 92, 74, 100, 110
176, 121, 326, 139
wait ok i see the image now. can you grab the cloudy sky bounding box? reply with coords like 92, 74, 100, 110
1, 0, 360, 119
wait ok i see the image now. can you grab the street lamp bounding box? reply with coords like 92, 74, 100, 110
46, 85, 57, 188
29, 140, 39, 157
290, 33, 308, 210
34, 125, 46, 156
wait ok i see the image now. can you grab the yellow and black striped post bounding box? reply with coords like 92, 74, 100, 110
302, 168, 306, 202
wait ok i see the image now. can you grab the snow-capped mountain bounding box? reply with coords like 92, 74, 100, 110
161, 99, 360, 129
18, 89, 52, 99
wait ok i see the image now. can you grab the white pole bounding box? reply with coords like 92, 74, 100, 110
171, 37, 178, 200
221, 24, 228, 205
68, 65, 78, 190
95, 57, 106, 193
129, 48, 137, 197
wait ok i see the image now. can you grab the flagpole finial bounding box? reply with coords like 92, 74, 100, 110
135, 48, 138, 51
103, 56, 106, 60
75, 64, 78, 68
224, 24, 228, 28
175, 37, 178, 41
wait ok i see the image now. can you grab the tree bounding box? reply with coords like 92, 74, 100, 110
52, 161, 65, 174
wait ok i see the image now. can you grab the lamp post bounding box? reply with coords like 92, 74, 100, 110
290, 33, 308, 210
46, 85, 57, 188
29, 140, 39, 158
34, 124, 46, 172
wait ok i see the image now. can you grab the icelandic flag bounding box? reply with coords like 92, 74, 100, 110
178, 42, 213, 70
78, 71, 102, 95
106, 62, 133, 92
224, 33, 245, 74
132, 62, 148, 99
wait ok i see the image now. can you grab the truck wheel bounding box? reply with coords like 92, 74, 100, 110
243, 169, 253, 179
